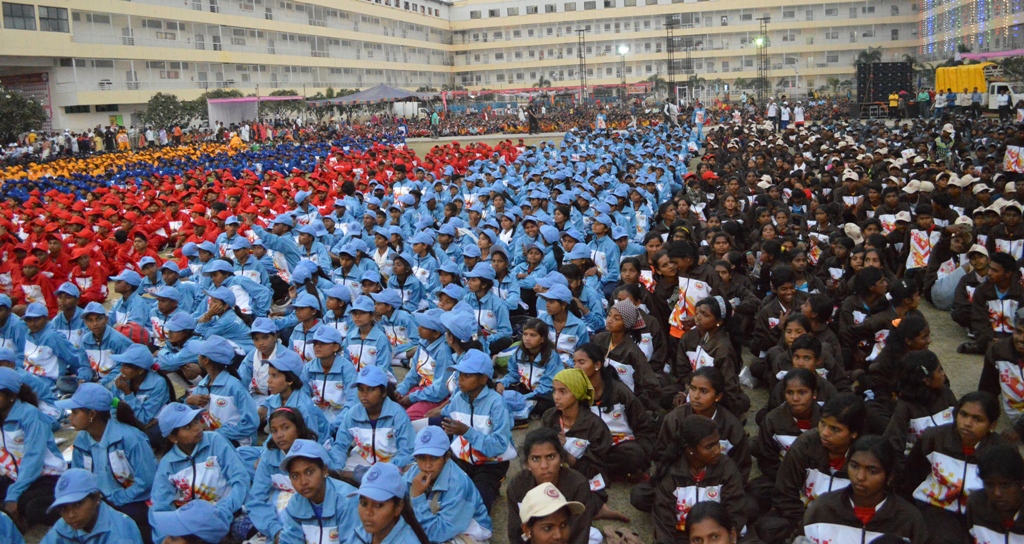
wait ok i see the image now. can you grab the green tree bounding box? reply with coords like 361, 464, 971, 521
140, 92, 192, 128
827, 77, 841, 95
997, 56, 1024, 79
645, 74, 668, 97
534, 76, 552, 88
854, 46, 884, 66
732, 77, 748, 90
259, 89, 303, 119
325, 87, 336, 99
416, 86, 438, 92
442, 83, 466, 91
0, 87, 47, 144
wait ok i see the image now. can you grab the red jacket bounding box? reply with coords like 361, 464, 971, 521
68, 262, 109, 305
11, 273, 58, 316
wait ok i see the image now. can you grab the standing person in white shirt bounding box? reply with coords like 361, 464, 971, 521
766, 99, 779, 131
998, 88, 1011, 121
933, 90, 947, 119
793, 101, 806, 128
780, 101, 792, 131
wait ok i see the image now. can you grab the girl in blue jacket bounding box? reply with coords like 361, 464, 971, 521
278, 439, 361, 544
496, 319, 562, 416
462, 264, 512, 355
349, 462, 428, 544
439, 349, 516, 510
185, 335, 259, 447
244, 409, 323, 541
511, 243, 551, 291
306, 326, 358, 431
335, 366, 415, 474
387, 254, 427, 312
0, 367, 66, 529
373, 289, 420, 369
490, 247, 524, 313
323, 284, 354, 339
539, 285, 591, 368
237, 317, 286, 408
149, 403, 250, 544
59, 382, 157, 543
396, 309, 454, 420
81, 303, 134, 386
111, 343, 174, 438
344, 297, 393, 375
260, 350, 332, 445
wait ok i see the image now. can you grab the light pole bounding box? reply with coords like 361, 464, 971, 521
618, 45, 629, 103
755, 16, 770, 104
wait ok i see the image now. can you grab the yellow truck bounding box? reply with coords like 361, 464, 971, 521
935, 62, 1024, 110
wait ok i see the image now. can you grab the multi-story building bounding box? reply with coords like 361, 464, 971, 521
917, 0, 1024, 62
0, 0, 921, 130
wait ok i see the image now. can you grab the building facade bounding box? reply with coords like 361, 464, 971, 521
917, 0, 1024, 62
1, 0, 921, 130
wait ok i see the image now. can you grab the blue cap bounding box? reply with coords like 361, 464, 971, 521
150, 500, 230, 543
437, 284, 466, 302
153, 286, 182, 302
562, 229, 585, 242
452, 349, 493, 378
360, 269, 381, 284
438, 224, 456, 236
79, 302, 105, 318
350, 296, 375, 313
611, 226, 628, 240
564, 246, 592, 261
293, 293, 320, 309
111, 270, 142, 287
312, 326, 343, 345
181, 243, 199, 258
414, 308, 445, 332
271, 214, 294, 227
24, 303, 48, 319
195, 335, 236, 365
464, 263, 495, 281
229, 238, 252, 251
197, 241, 218, 255
410, 232, 433, 245
164, 312, 197, 332
0, 367, 18, 393
295, 190, 312, 204
462, 245, 482, 259
348, 463, 407, 502
202, 260, 233, 275
0, 295, 10, 308
55, 382, 113, 413
413, 426, 450, 457
324, 284, 351, 302
157, 402, 204, 437
204, 287, 236, 307
370, 289, 403, 309
159, 261, 181, 274
437, 260, 461, 275
0, 347, 14, 362
538, 284, 573, 303
295, 224, 318, 236
47, 469, 100, 514
110, 344, 156, 370
594, 214, 615, 229
536, 272, 569, 289
270, 349, 305, 374
56, 282, 80, 298
441, 310, 477, 343
336, 244, 357, 257
138, 256, 157, 269
290, 265, 312, 286
250, 317, 278, 335
224, 215, 241, 226
356, 365, 389, 387
281, 439, 332, 471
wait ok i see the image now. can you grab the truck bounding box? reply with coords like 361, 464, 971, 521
935, 63, 1024, 110
392, 102, 431, 119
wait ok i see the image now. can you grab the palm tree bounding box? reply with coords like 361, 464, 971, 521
732, 77, 748, 90
827, 77, 841, 95
854, 46, 884, 66
645, 74, 668, 98
533, 76, 552, 89
996, 56, 1024, 79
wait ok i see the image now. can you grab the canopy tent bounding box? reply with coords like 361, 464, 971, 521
306, 84, 438, 106
207, 95, 304, 127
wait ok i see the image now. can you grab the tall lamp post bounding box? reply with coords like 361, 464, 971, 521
618, 45, 629, 103
755, 16, 770, 104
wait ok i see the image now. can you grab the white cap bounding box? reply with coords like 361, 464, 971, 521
842, 171, 860, 182
519, 483, 585, 523
903, 180, 922, 194
968, 244, 989, 257
973, 185, 993, 195
844, 223, 864, 245
954, 215, 973, 227
895, 211, 912, 223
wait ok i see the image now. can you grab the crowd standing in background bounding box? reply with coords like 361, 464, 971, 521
0, 92, 1023, 544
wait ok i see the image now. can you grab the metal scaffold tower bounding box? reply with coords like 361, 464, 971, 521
576, 28, 588, 103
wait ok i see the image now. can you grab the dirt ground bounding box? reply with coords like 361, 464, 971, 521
24, 133, 989, 543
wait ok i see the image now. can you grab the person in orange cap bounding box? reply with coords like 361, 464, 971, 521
11, 256, 58, 317
68, 248, 108, 305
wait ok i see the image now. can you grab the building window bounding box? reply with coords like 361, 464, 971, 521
806, 10, 813, 21
507, 7, 518, 15
2, 3, 35, 30
527, 5, 538, 13
469, 10, 480, 18
143, 19, 162, 28
64, 105, 90, 114
564, 2, 575, 10
528, 29, 534, 36
488, 9, 499, 16
95, 104, 119, 112
861, 6, 875, 13
513, 30, 521, 37
741, 13, 751, 21
38, 7, 69, 32
826, 31, 838, 39
891, 5, 899, 15
604, 0, 615, 7
545, 4, 556, 12
624, 0, 635, 6
825, 8, 837, 16
782, 10, 794, 19
584, 1, 596, 9
826, 53, 838, 63
891, 29, 899, 40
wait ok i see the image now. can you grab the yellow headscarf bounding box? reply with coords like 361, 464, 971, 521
554, 369, 595, 405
